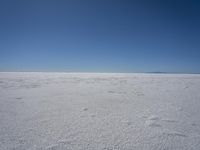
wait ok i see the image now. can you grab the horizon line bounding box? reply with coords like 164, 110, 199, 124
0, 71, 200, 75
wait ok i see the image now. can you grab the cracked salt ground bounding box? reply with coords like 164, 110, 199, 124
0, 72, 200, 149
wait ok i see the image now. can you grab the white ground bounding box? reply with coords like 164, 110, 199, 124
0, 72, 200, 150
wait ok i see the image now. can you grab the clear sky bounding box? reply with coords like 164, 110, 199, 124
0, 0, 200, 73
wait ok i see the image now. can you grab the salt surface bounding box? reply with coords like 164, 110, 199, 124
0, 72, 200, 149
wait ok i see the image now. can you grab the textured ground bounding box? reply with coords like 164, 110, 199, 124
0, 72, 200, 150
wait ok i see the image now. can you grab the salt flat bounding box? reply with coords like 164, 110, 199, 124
0, 72, 200, 150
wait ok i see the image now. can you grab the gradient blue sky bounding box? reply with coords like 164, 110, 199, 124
0, 0, 200, 73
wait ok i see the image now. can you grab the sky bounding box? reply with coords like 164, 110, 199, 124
0, 0, 200, 73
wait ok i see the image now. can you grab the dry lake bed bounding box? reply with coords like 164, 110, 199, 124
0, 72, 200, 150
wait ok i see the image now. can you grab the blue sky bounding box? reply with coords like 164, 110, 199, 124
0, 0, 200, 73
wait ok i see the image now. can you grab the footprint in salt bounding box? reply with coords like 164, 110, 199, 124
145, 115, 162, 128
146, 120, 162, 127
191, 122, 197, 126
122, 120, 132, 126
91, 114, 96, 117
149, 116, 159, 120
83, 108, 88, 111
45, 144, 60, 150
162, 119, 177, 123
162, 131, 187, 138
108, 90, 115, 93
